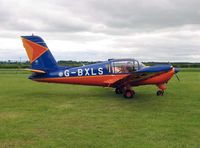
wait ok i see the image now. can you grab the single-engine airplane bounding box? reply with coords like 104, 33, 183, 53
21, 35, 179, 98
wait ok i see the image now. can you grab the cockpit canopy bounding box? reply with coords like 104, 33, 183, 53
109, 59, 145, 74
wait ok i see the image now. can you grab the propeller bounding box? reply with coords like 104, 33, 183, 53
175, 73, 180, 81
174, 68, 180, 81
168, 62, 180, 81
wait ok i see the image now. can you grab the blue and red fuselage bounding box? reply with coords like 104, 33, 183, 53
29, 59, 176, 88
21, 35, 179, 98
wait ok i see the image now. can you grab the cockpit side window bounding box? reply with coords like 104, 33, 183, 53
112, 60, 138, 73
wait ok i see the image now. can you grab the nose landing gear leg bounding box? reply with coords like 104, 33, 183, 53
156, 84, 166, 96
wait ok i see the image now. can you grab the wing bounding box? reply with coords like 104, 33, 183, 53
110, 71, 161, 88
110, 65, 173, 87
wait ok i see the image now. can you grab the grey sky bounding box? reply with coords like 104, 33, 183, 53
0, 0, 200, 62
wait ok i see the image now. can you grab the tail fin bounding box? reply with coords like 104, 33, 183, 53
21, 35, 58, 70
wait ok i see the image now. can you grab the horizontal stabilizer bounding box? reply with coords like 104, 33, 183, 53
25, 68, 46, 74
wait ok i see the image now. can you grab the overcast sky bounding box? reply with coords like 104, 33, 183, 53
0, 0, 200, 62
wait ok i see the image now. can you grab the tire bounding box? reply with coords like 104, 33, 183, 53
123, 90, 133, 99
156, 90, 164, 96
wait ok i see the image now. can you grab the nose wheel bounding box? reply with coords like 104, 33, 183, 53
156, 90, 164, 96
156, 84, 166, 96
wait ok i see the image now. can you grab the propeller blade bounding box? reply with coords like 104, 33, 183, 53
175, 73, 180, 81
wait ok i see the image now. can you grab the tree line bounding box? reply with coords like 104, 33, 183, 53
0, 60, 200, 69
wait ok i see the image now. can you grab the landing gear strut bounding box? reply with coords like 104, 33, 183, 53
156, 84, 166, 96
115, 87, 123, 94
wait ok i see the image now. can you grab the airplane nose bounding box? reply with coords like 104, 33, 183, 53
174, 68, 180, 74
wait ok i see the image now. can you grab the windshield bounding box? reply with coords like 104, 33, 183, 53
139, 62, 146, 69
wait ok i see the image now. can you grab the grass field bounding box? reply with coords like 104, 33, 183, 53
0, 69, 199, 147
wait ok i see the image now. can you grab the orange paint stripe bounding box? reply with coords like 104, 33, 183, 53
34, 74, 129, 87
138, 68, 174, 85
32, 69, 175, 87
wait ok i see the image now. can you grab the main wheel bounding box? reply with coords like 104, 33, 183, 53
156, 90, 164, 96
123, 90, 134, 99
115, 87, 123, 94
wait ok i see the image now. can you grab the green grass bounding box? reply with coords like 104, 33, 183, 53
0, 70, 199, 147
0, 69, 29, 74
179, 68, 200, 72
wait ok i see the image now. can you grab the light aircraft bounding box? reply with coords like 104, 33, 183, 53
21, 35, 179, 98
